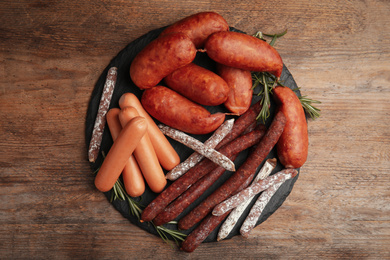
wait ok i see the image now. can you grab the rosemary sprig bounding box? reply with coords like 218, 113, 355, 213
153, 221, 187, 247
252, 72, 277, 123
299, 95, 321, 120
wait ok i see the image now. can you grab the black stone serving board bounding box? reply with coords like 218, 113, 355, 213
85, 26, 300, 243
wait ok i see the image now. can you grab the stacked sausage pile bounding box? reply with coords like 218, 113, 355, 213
93, 12, 309, 252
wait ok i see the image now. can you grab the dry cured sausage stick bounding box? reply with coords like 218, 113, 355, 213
178, 111, 286, 230
215, 101, 262, 150
212, 168, 298, 216
153, 125, 266, 226
180, 166, 256, 253
88, 67, 117, 162
240, 180, 285, 238
166, 119, 234, 181
217, 158, 277, 241
140, 127, 266, 222
158, 125, 236, 172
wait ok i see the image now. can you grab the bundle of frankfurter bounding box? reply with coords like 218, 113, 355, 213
88, 11, 312, 253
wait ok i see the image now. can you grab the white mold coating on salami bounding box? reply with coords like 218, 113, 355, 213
166, 119, 234, 181
217, 158, 276, 241
212, 169, 297, 216
158, 124, 236, 172
88, 67, 117, 162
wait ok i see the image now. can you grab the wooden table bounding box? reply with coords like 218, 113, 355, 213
1, 1, 389, 259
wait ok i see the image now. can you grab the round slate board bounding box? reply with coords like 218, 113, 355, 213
85, 27, 300, 243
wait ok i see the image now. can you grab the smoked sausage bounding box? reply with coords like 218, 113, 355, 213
216, 63, 253, 115
130, 33, 196, 89
141, 86, 225, 135
273, 86, 308, 168
159, 12, 229, 48
164, 63, 229, 106
178, 111, 286, 230
204, 31, 283, 78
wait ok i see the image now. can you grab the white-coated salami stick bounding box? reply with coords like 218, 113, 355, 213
88, 67, 117, 163
212, 168, 298, 216
217, 158, 277, 241
240, 180, 284, 238
158, 124, 236, 172
165, 119, 234, 181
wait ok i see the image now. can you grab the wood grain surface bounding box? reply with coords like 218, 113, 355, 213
1, 0, 389, 259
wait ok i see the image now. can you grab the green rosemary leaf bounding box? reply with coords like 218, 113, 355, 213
299, 96, 322, 120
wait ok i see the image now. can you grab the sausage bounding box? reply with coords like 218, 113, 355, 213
158, 124, 236, 172
118, 107, 167, 193
204, 31, 283, 78
159, 12, 229, 48
88, 67, 117, 162
140, 126, 266, 222
166, 119, 234, 181
130, 33, 196, 89
118, 93, 180, 171
94, 117, 147, 192
106, 108, 145, 197
180, 164, 256, 253
215, 101, 262, 150
164, 63, 229, 106
216, 63, 253, 115
141, 86, 225, 135
178, 111, 286, 230
273, 86, 308, 168
212, 169, 298, 216
217, 158, 277, 241
153, 125, 266, 226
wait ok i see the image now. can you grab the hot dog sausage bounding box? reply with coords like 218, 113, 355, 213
216, 63, 253, 115
141, 86, 225, 135
118, 107, 167, 193
118, 93, 180, 171
130, 33, 196, 89
164, 63, 229, 106
106, 108, 145, 197
178, 111, 286, 230
204, 31, 283, 78
94, 117, 147, 192
273, 86, 308, 168
159, 12, 229, 48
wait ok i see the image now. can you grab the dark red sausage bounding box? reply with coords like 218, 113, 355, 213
152, 125, 266, 226
141, 86, 225, 135
204, 31, 283, 78
164, 63, 230, 106
215, 101, 262, 150
180, 165, 256, 252
216, 63, 253, 115
159, 12, 229, 48
130, 33, 196, 89
273, 86, 308, 168
178, 111, 287, 230
140, 125, 266, 223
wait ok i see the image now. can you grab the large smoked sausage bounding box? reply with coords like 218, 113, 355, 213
216, 63, 253, 115
273, 86, 308, 169
164, 63, 229, 106
159, 12, 229, 48
130, 33, 196, 89
141, 86, 225, 135
204, 31, 283, 78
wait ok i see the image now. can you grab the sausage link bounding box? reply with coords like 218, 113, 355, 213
178, 111, 286, 230
159, 12, 229, 48
204, 31, 283, 78
273, 86, 309, 168
141, 126, 266, 222
130, 33, 196, 89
